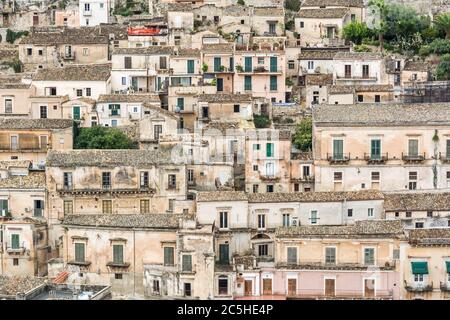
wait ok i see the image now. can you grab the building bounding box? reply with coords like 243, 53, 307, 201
312, 103, 450, 192
79, 0, 112, 27
333, 52, 387, 86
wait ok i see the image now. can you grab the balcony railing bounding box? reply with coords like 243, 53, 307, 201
326, 153, 350, 164
63, 52, 76, 60
364, 153, 388, 164
287, 289, 393, 300
56, 184, 156, 195
276, 259, 396, 270
402, 153, 426, 163
440, 282, 450, 291
404, 281, 433, 292
439, 152, 450, 163
83, 10, 92, 16
290, 175, 315, 182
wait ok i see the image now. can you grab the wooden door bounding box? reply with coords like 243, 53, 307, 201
244, 280, 252, 296
287, 278, 297, 296
33, 15, 39, 26
325, 278, 335, 296
364, 279, 375, 298
262, 279, 272, 295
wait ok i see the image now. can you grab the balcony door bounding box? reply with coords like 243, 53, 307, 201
371, 139, 381, 160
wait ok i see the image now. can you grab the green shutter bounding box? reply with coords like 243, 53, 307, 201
408, 140, 418, 156
182, 255, 192, 272
113, 245, 123, 264
73, 106, 81, 120
446, 140, 450, 157
266, 143, 273, 157
287, 247, 297, 264
75, 243, 85, 262
244, 76, 252, 90
187, 60, 194, 74
11, 234, 19, 249
177, 97, 184, 110
214, 57, 221, 72
371, 139, 381, 159
244, 57, 252, 72
411, 261, 428, 274
0, 200, 8, 215
333, 140, 343, 159
229, 57, 234, 72
164, 247, 174, 266
270, 56, 277, 72
446, 261, 450, 274
219, 244, 229, 264
270, 76, 277, 90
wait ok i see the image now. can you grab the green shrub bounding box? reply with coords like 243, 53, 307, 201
253, 114, 271, 128
75, 126, 136, 149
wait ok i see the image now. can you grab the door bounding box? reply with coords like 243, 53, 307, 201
325, 278, 336, 297
263, 279, 272, 295
287, 278, 297, 296
131, 77, 138, 91
184, 283, 192, 297
244, 280, 252, 296
216, 78, 223, 92
218, 244, 229, 265
326, 27, 334, 38
364, 279, 375, 298
73, 106, 81, 120
202, 107, 209, 118
33, 15, 39, 26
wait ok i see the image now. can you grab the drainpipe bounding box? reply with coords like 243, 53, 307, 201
1, 225, 4, 275
133, 229, 136, 297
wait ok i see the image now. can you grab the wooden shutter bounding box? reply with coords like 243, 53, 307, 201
11, 234, 19, 249
75, 243, 85, 262
19, 134, 39, 150
182, 255, 192, 271
164, 247, 174, 266
270, 56, 277, 72
287, 247, 297, 264
113, 245, 123, 264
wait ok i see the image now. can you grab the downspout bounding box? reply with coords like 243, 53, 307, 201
133, 228, 136, 296
1, 225, 4, 275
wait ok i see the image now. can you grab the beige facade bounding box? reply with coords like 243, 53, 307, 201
0, 83, 34, 117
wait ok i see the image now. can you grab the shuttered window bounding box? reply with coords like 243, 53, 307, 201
371, 139, 381, 159
124, 56, 132, 69
408, 139, 418, 156
140, 199, 150, 214
113, 245, 124, 264
75, 243, 85, 262
244, 57, 252, 72
333, 140, 343, 159
244, 76, 252, 90
270, 76, 277, 91
214, 57, 221, 72
164, 247, 174, 266
270, 57, 277, 72
187, 60, 194, 74
182, 254, 192, 272
63, 200, 73, 214
0, 200, 8, 216
266, 143, 274, 157
11, 234, 20, 249
287, 247, 297, 264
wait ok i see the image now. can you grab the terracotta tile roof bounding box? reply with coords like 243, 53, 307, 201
223, 5, 252, 16
409, 228, 450, 246
202, 43, 234, 53
276, 220, 405, 238
166, 3, 192, 12
19, 27, 109, 45
301, 0, 364, 7
328, 84, 393, 94
0, 160, 31, 170
198, 93, 252, 103
172, 48, 201, 58
0, 118, 73, 130
98, 24, 128, 40
113, 46, 173, 55
249, 190, 384, 203
299, 50, 340, 60
305, 74, 333, 86
98, 94, 161, 103
328, 85, 354, 94
384, 192, 450, 211
313, 103, 450, 126
197, 191, 248, 202
0, 172, 45, 189
34, 64, 111, 81
404, 60, 430, 72
334, 52, 382, 60
0, 276, 46, 296
46, 148, 177, 167
62, 214, 182, 229
253, 7, 284, 16
297, 8, 349, 19
246, 129, 291, 141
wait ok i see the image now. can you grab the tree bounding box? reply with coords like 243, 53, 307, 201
237, 0, 245, 5
342, 22, 373, 45
293, 117, 312, 151
74, 126, 136, 149
435, 13, 450, 39
436, 54, 450, 80
253, 114, 271, 128
284, 0, 300, 12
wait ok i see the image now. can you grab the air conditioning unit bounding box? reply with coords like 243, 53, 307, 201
291, 217, 298, 226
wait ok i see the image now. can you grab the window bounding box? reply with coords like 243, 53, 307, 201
288, 60, 295, 69
164, 247, 174, 266
244, 75, 252, 91
303, 166, 310, 177
395, 212, 399, 217
0, 200, 8, 216
266, 185, 274, 193
40, 105, 47, 119
375, 95, 380, 103
184, 283, 192, 296
109, 104, 120, 116
113, 245, 124, 264
333, 139, 343, 159
63, 200, 73, 215
357, 95, 364, 102
219, 211, 228, 229
325, 247, 336, 264
244, 57, 252, 72
11, 234, 20, 249
270, 76, 277, 91
370, 139, 381, 159
282, 213, 290, 227
371, 172, 380, 181
168, 174, 176, 189
307, 61, 314, 70
124, 56, 132, 69
334, 172, 342, 181
62, 172, 73, 189
13, 258, 19, 266
414, 274, 424, 282
27, 48, 32, 55
187, 60, 195, 74
408, 139, 419, 156
187, 169, 194, 183
10, 135, 18, 150
34, 200, 44, 217
393, 249, 400, 260
253, 144, 260, 151
345, 65, 351, 77
364, 248, 375, 266
287, 247, 297, 264
177, 97, 184, 111
252, 184, 259, 193
229, 57, 234, 72
214, 57, 221, 72
300, 21, 304, 28
270, 57, 277, 72
347, 209, 353, 217
268, 22, 276, 34
406, 211, 412, 218
258, 214, 266, 229
38, 49, 43, 56
265, 162, 274, 177
83, 48, 89, 56
294, 183, 299, 192
102, 172, 111, 188
182, 254, 192, 272
84, 3, 90, 11
102, 200, 112, 214
115, 274, 122, 280
4, 98, 12, 113
351, 14, 356, 22
266, 143, 274, 157
85, 88, 91, 97
73, 106, 81, 120
427, 211, 433, 218
159, 56, 167, 70
75, 243, 85, 262
121, 77, 126, 85
140, 200, 150, 214
368, 208, 374, 217
233, 104, 240, 113
153, 124, 162, 140
218, 244, 229, 264
218, 278, 228, 295
362, 65, 369, 78
258, 244, 268, 256
140, 171, 149, 187
415, 222, 424, 229
408, 171, 417, 190
253, 165, 258, 171
76, 89, 82, 97
310, 210, 318, 224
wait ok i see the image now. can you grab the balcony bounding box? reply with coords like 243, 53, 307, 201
6, 246, 26, 255
290, 175, 315, 183
404, 281, 433, 292
364, 153, 388, 164
56, 184, 156, 195
402, 153, 426, 163
276, 259, 396, 271
83, 10, 92, 16
440, 282, 450, 291
439, 152, 450, 163
260, 174, 281, 182
63, 52, 76, 60
288, 289, 393, 300
326, 153, 350, 164
236, 66, 282, 74
106, 261, 131, 268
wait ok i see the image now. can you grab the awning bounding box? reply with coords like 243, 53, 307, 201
446, 261, 450, 273
411, 261, 428, 274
